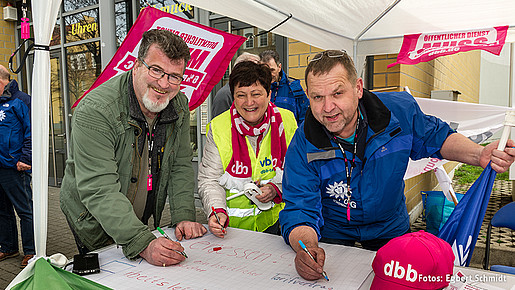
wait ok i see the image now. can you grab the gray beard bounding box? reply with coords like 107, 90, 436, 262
142, 89, 170, 113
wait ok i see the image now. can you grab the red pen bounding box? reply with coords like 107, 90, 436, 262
211, 206, 226, 234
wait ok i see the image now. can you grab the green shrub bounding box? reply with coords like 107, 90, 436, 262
453, 142, 510, 184
454, 164, 509, 185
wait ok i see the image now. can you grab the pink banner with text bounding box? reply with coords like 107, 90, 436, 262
388, 26, 508, 68
74, 7, 245, 110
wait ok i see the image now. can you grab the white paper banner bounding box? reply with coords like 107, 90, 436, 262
404, 97, 510, 180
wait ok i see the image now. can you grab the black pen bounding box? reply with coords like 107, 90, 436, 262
157, 227, 188, 258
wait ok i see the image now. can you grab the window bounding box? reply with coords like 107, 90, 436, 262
70, 53, 87, 70
90, 53, 97, 68
64, 10, 100, 43
63, 0, 98, 12
258, 29, 268, 47
50, 20, 61, 47
66, 43, 102, 104
243, 28, 254, 49
115, 1, 131, 47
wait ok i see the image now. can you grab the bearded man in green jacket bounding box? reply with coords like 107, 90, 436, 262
60, 29, 206, 266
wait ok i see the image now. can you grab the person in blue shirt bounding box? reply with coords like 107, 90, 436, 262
0, 65, 34, 268
279, 50, 515, 281
260, 50, 309, 125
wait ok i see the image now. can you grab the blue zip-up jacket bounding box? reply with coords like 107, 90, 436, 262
280, 90, 454, 244
271, 70, 309, 125
0, 80, 31, 168
8, 80, 31, 115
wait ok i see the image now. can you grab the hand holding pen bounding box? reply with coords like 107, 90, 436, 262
297, 240, 329, 281
209, 206, 227, 238
139, 229, 186, 267
157, 227, 188, 258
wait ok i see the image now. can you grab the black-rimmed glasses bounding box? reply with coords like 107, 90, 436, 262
139, 59, 183, 85
308, 50, 348, 63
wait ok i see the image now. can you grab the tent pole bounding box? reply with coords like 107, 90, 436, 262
252, 0, 353, 41
352, 0, 401, 75
510, 43, 515, 109
353, 40, 358, 66
509, 43, 515, 184
354, 0, 402, 42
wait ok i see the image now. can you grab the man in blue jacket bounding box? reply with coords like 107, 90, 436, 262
279, 50, 515, 281
260, 50, 309, 124
0, 65, 34, 268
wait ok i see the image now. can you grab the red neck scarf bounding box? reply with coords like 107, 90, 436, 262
226, 102, 287, 178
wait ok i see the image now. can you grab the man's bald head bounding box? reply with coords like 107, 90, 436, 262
0, 65, 10, 90
0, 65, 10, 81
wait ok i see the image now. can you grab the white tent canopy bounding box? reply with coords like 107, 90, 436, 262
182, 0, 515, 61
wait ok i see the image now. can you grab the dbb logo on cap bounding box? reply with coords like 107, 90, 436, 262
383, 260, 418, 282
371, 231, 454, 290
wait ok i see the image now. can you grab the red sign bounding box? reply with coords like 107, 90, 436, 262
75, 7, 245, 110
388, 26, 508, 68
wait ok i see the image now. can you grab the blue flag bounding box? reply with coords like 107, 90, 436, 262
438, 163, 496, 266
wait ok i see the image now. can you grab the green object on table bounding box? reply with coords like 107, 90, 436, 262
157, 227, 188, 258
10, 257, 111, 290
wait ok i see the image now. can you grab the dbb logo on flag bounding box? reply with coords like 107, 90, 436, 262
388, 26, 508, 68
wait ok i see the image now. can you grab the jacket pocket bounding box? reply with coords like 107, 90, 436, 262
273, 97, 297, 114
75, 209, 111, 250
0, 127, 15, 167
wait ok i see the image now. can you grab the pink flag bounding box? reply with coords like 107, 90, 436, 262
74, 7, 246, 110
388, 26, 508, 68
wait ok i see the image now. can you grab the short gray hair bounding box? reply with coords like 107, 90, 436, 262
234, 52, 260, 66
138, 29, 191, 68
259, 50, 280, 65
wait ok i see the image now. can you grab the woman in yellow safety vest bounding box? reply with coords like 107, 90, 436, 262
198, 61, 298, 237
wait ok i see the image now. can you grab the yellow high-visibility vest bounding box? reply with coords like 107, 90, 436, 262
208, 107, 297, 231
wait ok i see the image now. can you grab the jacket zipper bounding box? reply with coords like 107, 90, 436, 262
129, 122, 142, 203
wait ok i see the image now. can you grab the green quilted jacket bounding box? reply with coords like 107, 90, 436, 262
60, 71, 196, 259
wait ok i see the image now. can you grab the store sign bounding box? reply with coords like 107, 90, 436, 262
66, 15, 99, 41
388, 26, 508, 68
71, 21, 98, 36
150, 2, 193, 15
76, 7, 245, 110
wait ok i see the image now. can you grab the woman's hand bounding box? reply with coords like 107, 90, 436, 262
208, 212, 228, 238
256, 184, 277, 203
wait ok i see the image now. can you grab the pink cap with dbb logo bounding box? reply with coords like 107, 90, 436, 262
371, 230, 454, 290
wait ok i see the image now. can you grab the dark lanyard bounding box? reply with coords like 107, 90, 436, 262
335, 112, 359, 221
145, 119, 158, 192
